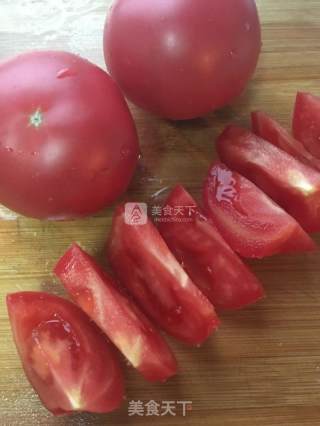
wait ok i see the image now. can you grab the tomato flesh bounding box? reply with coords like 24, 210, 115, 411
252, 111, 320, 172
0, 51, 139, 219
107, 205, 219, 346
104, 0, 261, 120
158, 185, 264, 309
293, 92, 320, 159
54, 244, 177, 382
217, 125, 320, 233
203, 162, 316, 258
6, 292, 124, 415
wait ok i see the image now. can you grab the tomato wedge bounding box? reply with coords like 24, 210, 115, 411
203, 162, 316, 258
54, 244, 177, 382
217, 125, 320, 233
293, 92, 320, 159
158, 185, 264, 309
107, 205, 219, 346
6, 292, 124, 415
252, 111, 320, 172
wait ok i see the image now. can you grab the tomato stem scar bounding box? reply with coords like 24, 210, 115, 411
29, 109, 43, 128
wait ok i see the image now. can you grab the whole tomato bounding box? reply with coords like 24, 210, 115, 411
0, 51, 139, 219
104, 0, 261, 120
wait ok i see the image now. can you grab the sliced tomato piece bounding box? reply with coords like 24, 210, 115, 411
203, 162, 316, 258
252, 110, 320, 171
54, 244, 177, 382
107, 205, 219, 346
158, 185, 264, 309
6, 292, 124, 415
293, 92, 320, 159
217, 125, 320, 233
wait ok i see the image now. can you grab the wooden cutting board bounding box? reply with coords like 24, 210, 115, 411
1, 1, 320, 425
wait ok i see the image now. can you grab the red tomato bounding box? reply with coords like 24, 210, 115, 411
0, 51, 139, 219
252, 111, 320, 172
217, 125, 320, 233
203, 163, 316, 258
107, 205, 219, 346
293, 92, 320, 159
104, 0, 261, 120
158, 185, 265, 309
54, 244, 177, 382
6, 292, 124, 415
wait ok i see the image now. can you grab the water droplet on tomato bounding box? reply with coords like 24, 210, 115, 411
5, 147, 13, 153
175, 306, 182, 315
244, 22, 251, 32
120, 147, 131, 158
56, 68, 77, 79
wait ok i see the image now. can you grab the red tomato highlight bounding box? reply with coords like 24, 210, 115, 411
252, 111, 320, 172
293, 92, 320, 159
6, 292, 124, 415
104, 0, 261, 120
54, 244, 177, 383
217, 125, 320, 233
158, 185, 265, 309
204, 162, 316, 258
0, 51, 139, 219
107, 205, 219, 346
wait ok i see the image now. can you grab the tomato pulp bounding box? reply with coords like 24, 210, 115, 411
158, 185, 265, 309
204, 162, 316, 258
107, 205, 219, 346
252, 111, 320, 172
7, 292, 124, 415
293, 92, 320, 160
217, 125, 320, 233
55, 243, 177, 383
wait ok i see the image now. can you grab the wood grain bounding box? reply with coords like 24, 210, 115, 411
1, 1, 320, 425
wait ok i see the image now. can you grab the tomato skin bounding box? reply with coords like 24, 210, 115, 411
293, 92, 320, 159
0, 51, 139, 219
107, 205, 219, 346
54, 243, 177, 383
158, 185, 264, 309
252, 111, 320, 172
203, 163, 316, 258
217, 125, 320, 233
6, 292, 124, 415
104, 0, 261, 120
